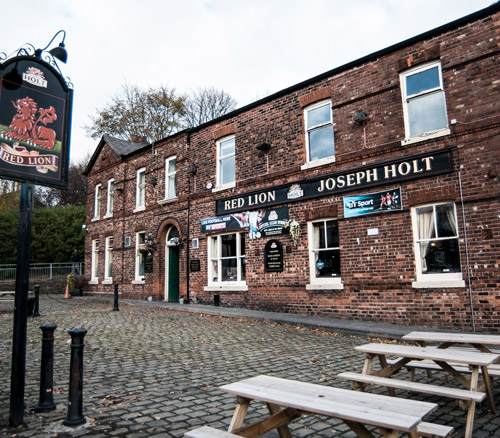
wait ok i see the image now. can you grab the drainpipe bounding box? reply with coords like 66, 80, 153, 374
186, 130, 196, 303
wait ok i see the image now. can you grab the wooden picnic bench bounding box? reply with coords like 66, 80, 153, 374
355, 342, 500, 438
185, 426, 240, 437
220, 374, 447, 437
0, 290, 35, 301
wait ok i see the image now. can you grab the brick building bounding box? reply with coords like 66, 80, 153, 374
84, 3, 500, 332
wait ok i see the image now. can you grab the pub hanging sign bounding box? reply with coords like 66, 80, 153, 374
0, 55, 73, 188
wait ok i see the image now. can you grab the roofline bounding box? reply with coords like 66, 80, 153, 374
97, 2, 500, 162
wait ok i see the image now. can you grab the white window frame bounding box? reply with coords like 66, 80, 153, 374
134, 168, 146, 212
104, 179, 114, 218
411, 202, 465, 288
104, 236, 113, 282
302, 100, 335, 170
205, 232, 247, 291
215, 135, 236, 190
93, 184, 102, 220
90, 239, 99, 283
164, 156, 177, 200
134, 231, 146, 282
306, 219, 343, 290
400, 61, 450, 144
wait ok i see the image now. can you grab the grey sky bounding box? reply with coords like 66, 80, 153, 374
1, 0, 494, 162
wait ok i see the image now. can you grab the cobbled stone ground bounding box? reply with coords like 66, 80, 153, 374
0, 296, 499, 437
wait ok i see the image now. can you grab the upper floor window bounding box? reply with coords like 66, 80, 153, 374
305, 100, 335, 163
411, 202, 464, 288
401, 61, 449, 141
104, 236, 113, 281
93, 184, 102, 220
216, 135, 235, 188
135, 168, 146, 211
307, 219, 342, 289
105, 179, 114, 217
165, 156, 176, 199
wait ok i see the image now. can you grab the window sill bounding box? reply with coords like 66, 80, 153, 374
89, 280, 99, 285
103, 213, 113, 219
204, 284, 248, 292
306, 282, 344, 291
158, 197, 178, 205
301, 156, 336, 171
102, 279, 113, 285
132, 280, 145, 285
212, 182, 236, 193
91, 217, 100, 222
401, 128, 451, 146
412, 279, 465, 289
133, 206, 146, 213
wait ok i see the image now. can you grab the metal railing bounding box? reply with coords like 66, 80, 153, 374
0, 263, 85, 282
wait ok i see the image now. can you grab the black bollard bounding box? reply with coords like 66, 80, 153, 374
113, 283, 119, 311
33, 285, 40, 317
35, 323, 57, 412
63, 327, 87, 426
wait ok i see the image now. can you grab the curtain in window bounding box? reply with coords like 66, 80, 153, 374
417, 207, 434, 271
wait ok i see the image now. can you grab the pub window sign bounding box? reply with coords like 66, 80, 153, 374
0, 55, 72, 188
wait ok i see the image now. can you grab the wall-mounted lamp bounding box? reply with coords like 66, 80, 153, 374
256, 142, 271, 153
115, 187, 123, 194
188, 164, 198, 175
81, 224, 88, 233
145, 234, 157, 251
148, 176, 157, 185
353, 111, 369, 126
166, 237, 181, 247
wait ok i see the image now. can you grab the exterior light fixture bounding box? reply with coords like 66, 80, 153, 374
35, 30, 68, 63
354, 111, 369, 125
188, 164, 198, 175
256, 142, 271, 153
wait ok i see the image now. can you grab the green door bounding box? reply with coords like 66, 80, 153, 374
168, 246, 179, 302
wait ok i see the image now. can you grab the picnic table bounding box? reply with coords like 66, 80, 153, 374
219, 374, 442, 437
354, 342, 500, 438
402, 331, 500, 354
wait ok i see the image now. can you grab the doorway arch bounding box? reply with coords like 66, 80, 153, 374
165, 226, 180, 302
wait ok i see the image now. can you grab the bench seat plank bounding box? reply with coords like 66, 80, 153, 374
417, 421, 454, 438
403, 331, 500, 346
338, 372, 486, 402
355, 343, 499, 366
387, 358, 500, 377
185, 426, 240, 437
221, 375, 437, 433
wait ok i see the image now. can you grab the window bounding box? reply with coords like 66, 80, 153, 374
135, 232, 146, 282
307, 219, 342, 289
208, 232, 246, 286
401, 61, 449, 141
91, 239, 99, 282
93, 184, 102, 219
165, 156, 176, 199
105, 179, 114, 217
412, 202, 464, 287
216, 136, 235, 188
305, 100, 335, 164
135, 168, 146, 211
104, 237, 113, 281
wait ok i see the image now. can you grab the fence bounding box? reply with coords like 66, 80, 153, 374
0, 263, 85, 282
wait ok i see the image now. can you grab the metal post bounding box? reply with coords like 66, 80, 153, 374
35, 323, 57, 412
9, 182, 33, 427
113, 283, 119, 311
63, 327, 87, 426
33, 284, 40, 317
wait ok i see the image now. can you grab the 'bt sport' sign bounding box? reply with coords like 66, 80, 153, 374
0, 55, 72, 188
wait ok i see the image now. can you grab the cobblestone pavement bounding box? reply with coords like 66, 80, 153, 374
0, 296, 499, 437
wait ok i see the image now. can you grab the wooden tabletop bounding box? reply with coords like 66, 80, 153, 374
220, 375, 437, 433
403, 331, 500, 345
355, 343, 500, 366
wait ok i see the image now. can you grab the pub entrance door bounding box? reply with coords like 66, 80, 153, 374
164, 227, 180, 302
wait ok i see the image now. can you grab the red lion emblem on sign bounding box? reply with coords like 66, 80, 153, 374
1, 97, 57, 149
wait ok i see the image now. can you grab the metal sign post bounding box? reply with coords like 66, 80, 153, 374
9, 183, 33, 426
